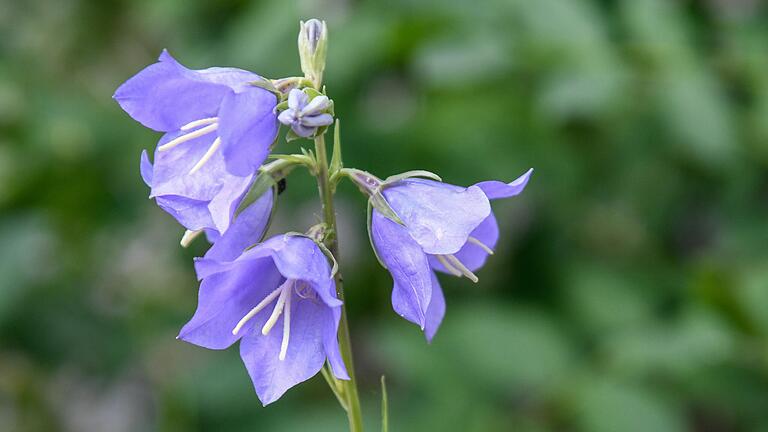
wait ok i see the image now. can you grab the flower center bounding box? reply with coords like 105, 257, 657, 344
157, 117, 221, 175
232, 278, 297, 361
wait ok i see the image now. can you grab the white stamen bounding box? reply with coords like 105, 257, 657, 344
279, 288, 292, 361
467, 236, 494, 255
189, 137, 221, 174
158, 123, 218, 151
436, 255, 462, 277
443, 254, 479, 283
180, 229, 202, 247
232, 285, 284, 335
180, 117, 218, 131
262, 284, 290, 335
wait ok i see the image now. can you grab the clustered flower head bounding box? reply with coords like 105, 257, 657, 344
114, 19, 532, 407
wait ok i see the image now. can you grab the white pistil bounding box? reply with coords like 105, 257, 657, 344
436, 255, 462, 277
158, 123, 218, 151
232, 284, 285, 335
180, 229, 202, 247
443, 254, 479, 283
262, 284, 290, 335
467, 236, 494, 255
180, 117, 218, 131
188, 137, 221, 174
279, 288, 292, 361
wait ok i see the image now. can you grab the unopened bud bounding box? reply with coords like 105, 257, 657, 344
298, 19, 328, 87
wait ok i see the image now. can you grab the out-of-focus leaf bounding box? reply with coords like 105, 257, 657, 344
604, 308, 735, 377
0, 215, 55, 322
570, 378, 685, 432
443, 303, 573, 392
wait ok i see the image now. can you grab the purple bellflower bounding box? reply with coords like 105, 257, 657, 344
178, 232, 349, 405
277, 89, 334, 138
114, 50, 279, 178
370, 169, 533, 341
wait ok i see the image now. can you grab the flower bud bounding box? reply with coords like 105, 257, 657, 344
298, 19, 328, 86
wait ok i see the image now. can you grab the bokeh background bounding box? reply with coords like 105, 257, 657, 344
2, 0, 768, 430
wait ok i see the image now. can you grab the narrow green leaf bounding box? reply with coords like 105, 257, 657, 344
381, 375, 389, 432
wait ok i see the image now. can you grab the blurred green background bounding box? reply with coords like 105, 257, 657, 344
2, 0, 768, 430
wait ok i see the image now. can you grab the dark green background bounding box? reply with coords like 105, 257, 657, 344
2, 0, 768, 430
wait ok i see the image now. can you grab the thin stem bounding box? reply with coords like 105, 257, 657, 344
314, 133, 364, 432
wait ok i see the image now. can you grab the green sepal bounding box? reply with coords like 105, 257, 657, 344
275, 100, 289, 111
247, 78, 281, 98
235, 173, 276, 216
304, 87, 323, 99
316, 241, 339, 278
268, 153, 315, 167
285, 128, 302, 142
367, 201, 388, 269
369, 191, 403, 226
384, 170, 442, 184
329, 120, 343, 179
233, 174, 279, 248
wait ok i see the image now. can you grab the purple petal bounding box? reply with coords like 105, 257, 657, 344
178, 258, 282, 350
204, 229, 220, 243
194, 68, 263, 94
277, 109, 297, 126
474, 168, 533, 200
372, 211, 432, 327
155, 195, 214, 231
301, 95, 331, 116
323, 304, 349, 380
157, 51, 264, 91
383, 179, 491, 255
239, 296, 328, 405
139, 150, 153, 187
207, 175, 255, 234
424, 272, 445, 342
218, 88, 279, 176
429, 211, 499, 274
287, 88, 308, 110
291, 123, 316, 138
205, 189, 274, 262
302, 113, 333, 127
149, 131, 253, 233
113, 50, 231, 132
258, 235, 342, 307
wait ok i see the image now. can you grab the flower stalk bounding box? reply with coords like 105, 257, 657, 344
314, 131, 364, 432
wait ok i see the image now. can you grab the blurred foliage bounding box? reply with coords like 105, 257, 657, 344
2, 0, 768, 431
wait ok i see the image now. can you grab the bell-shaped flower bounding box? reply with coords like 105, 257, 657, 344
178, 233, 349, 405
369, 169, 533, 341
114, 50, 279, 177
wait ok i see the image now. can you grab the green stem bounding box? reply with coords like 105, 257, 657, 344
314, 133, 364, 432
